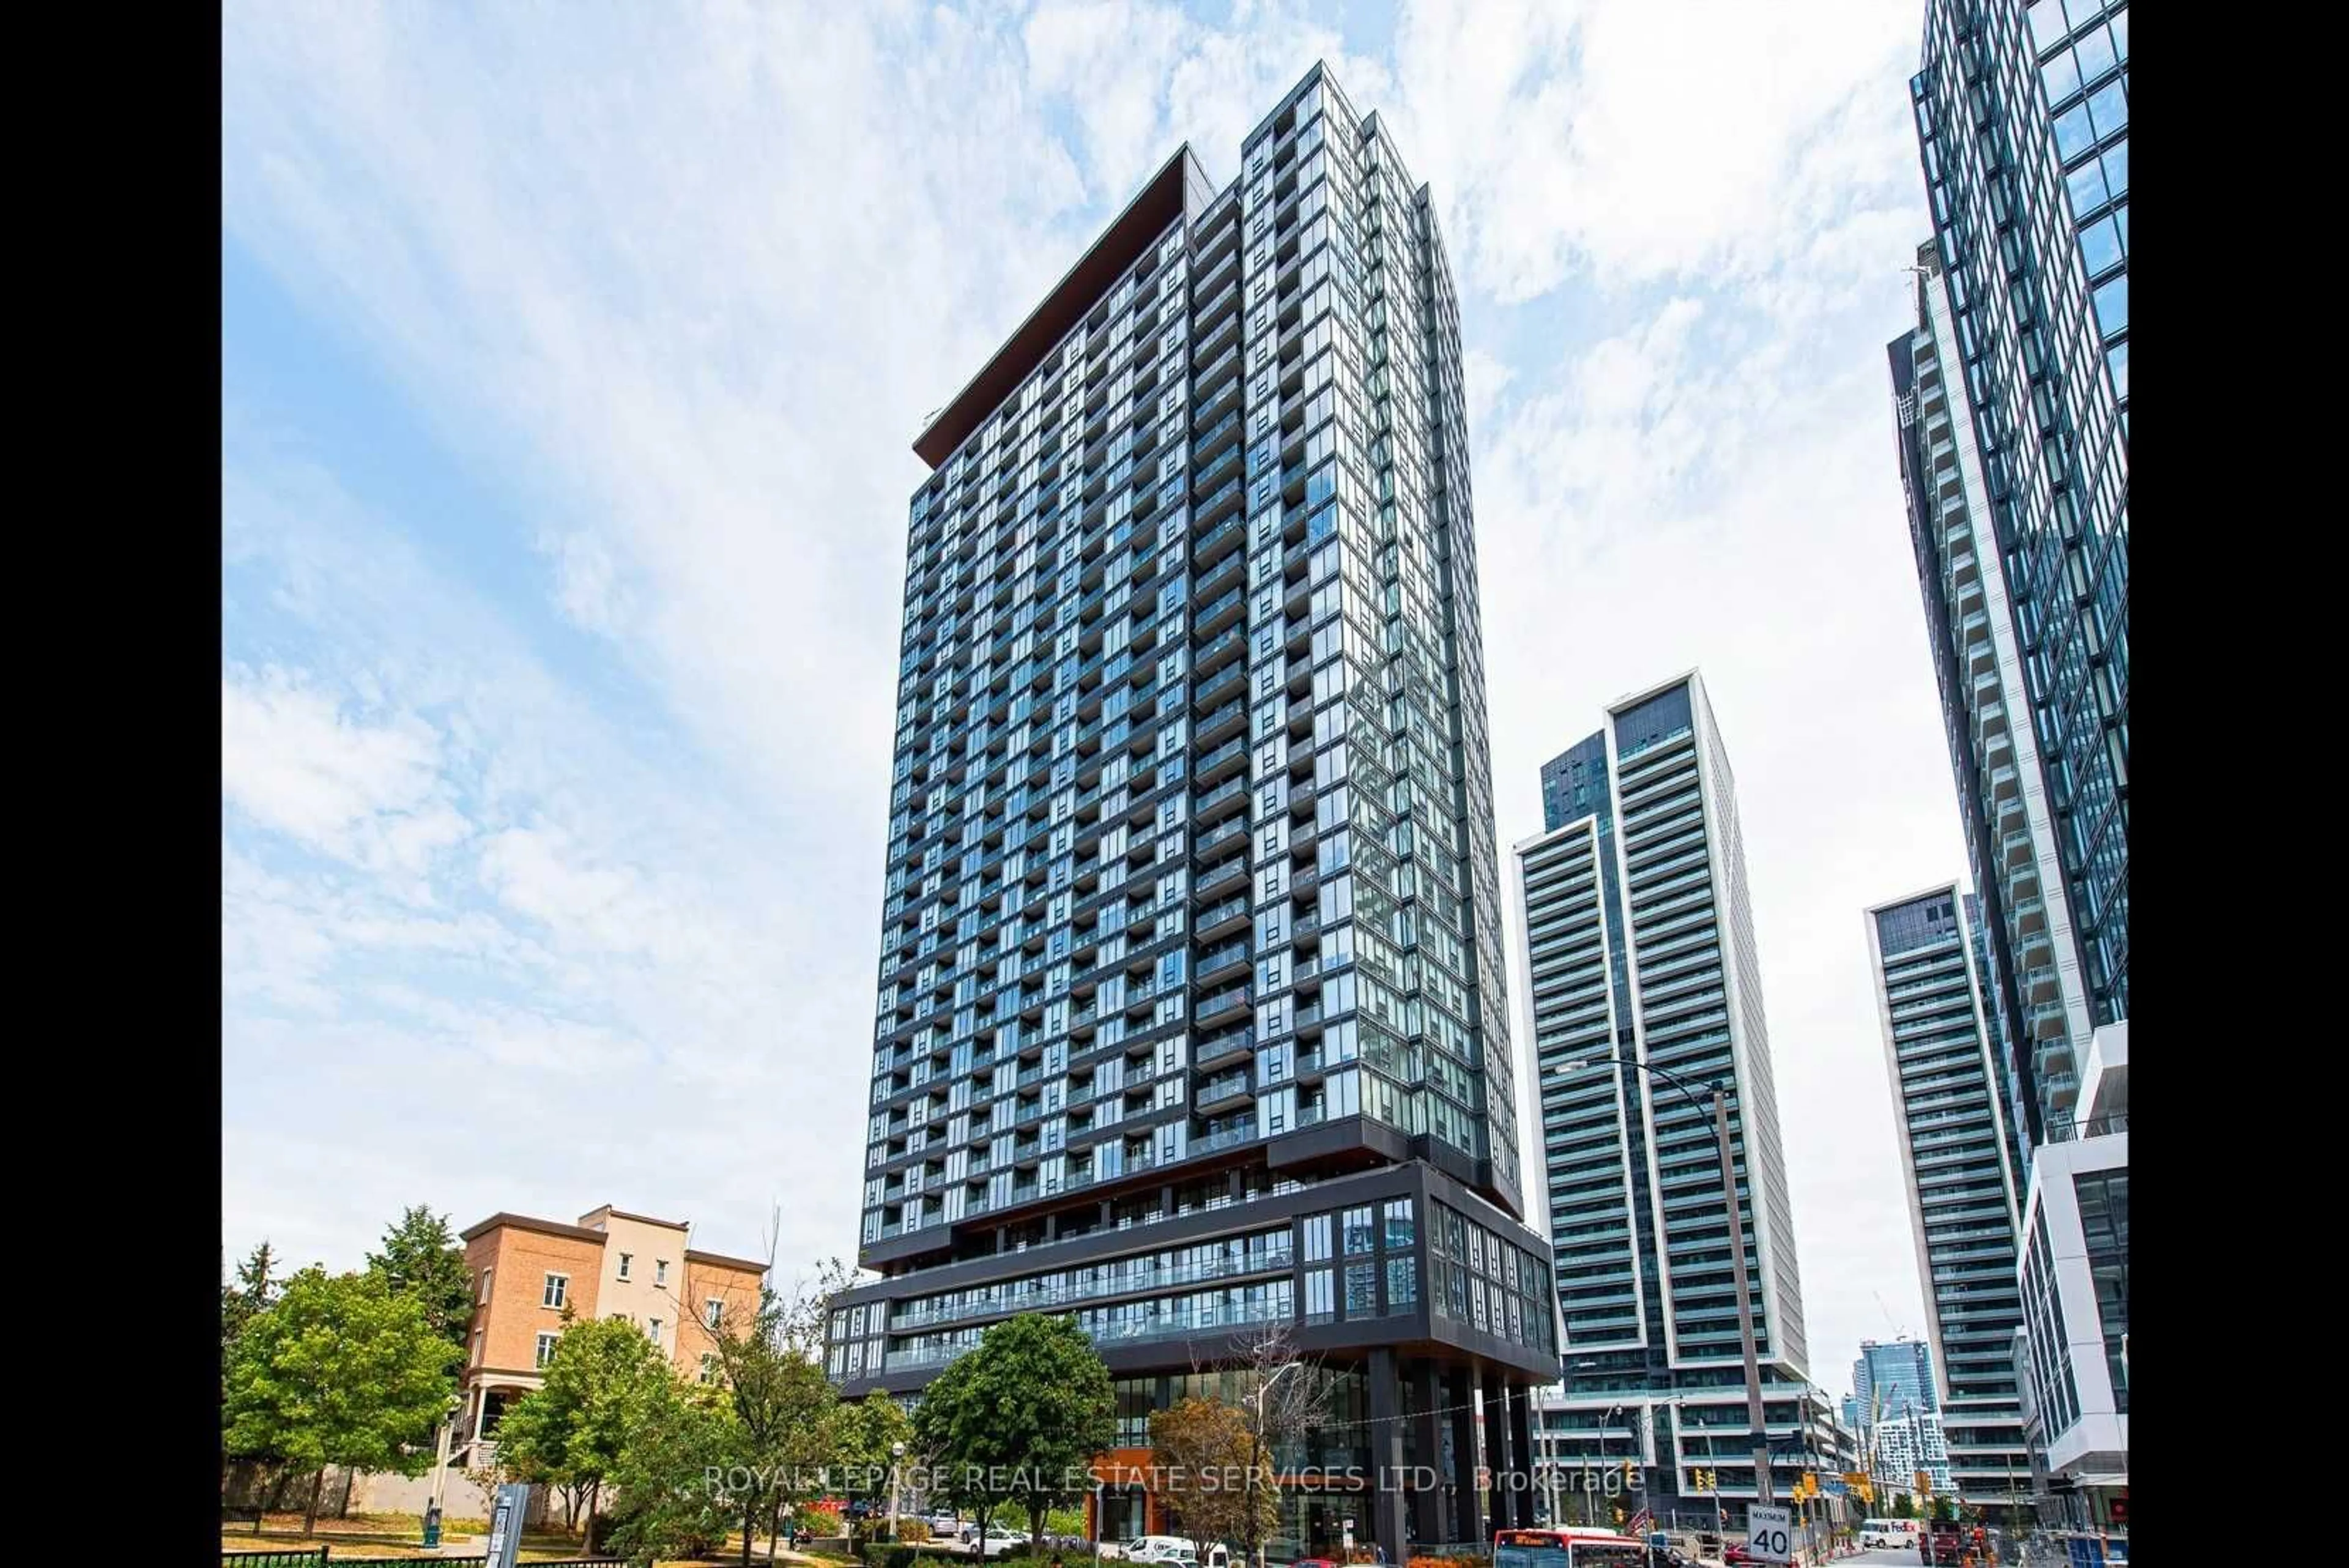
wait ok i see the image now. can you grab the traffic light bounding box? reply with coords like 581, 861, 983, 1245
1916, 1471, 1934, 1497
1623, 1462, 1638, 1487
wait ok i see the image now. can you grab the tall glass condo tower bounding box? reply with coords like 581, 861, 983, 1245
1512, 672, 1811, 1531
1862, 891, 2030, 1509
825, 64, 1559, 1564
1885, 0, 2127, 1522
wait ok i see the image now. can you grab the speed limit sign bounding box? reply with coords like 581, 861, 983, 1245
1744, 1505, 1794, 1564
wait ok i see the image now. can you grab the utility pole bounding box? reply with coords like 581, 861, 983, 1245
1597, 1404, 1622, 1527
1715, 1090, 1773, 1510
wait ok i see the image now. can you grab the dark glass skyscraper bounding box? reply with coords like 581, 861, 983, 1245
1885, 0, 2127, 1523
1894, 0, 2128, 1148
825, 63, 1559, 1563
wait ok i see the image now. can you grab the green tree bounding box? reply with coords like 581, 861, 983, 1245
605, 1378, 741, 1565
705, 1287, 841, 1565
366, 1205, 476, 1352
912, 1313, 1115, 1549
221, 1242, 279, 1402
492, 1313, 677, 1555
833, 1394, 916, 1522
1890, 1493, 1916, 1519
1149, 1397, 1276, 1562
223, 1267, 462, 1534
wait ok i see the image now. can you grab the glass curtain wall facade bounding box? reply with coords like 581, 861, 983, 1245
1512, 672, 1810, 1531
1853, 1337, 1939, 1423
828, 64, 1558, 1565
1899, 0, 2128, 1148
1890, 0, 2127, 1517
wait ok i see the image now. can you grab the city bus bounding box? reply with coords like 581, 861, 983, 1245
1494, 1527, 1652, 1568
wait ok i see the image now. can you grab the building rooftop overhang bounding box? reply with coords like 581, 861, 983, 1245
912, 145, 1210, 470
460, 1211, 608, 1245
685, 1247, 770, 1275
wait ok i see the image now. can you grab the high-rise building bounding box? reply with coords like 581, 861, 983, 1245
1869, 1409, 1956, 1500
1891, 0, 2128, 1163
1887, 0, 2128, 1523
1512, 672, 1809, 1529
822, 63, 1560, 1564
1853, 1338, 1937, 1424
1862, 892, 2030, 1510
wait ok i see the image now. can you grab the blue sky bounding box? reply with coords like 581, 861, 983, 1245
222, 0, 1962, 1395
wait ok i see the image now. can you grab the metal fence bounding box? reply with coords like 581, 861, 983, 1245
221, 1553, 625, 1568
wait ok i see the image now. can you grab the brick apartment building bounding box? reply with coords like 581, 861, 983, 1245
454, 1204, 766, 1465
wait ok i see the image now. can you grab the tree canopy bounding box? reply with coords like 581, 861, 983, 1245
365, 1205, 476, 1352
223, 1266, 461, 1531
911, 1313, 1115, 1548
705, 1286, 841, 1565
603, 1374, 740, 1564
493, 1313, 680, 1555
1149, 1396, 1277, 1561
221, 1241, 280, 1405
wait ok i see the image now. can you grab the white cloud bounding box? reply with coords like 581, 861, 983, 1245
1384, 0, 1918, 297
223, 0, 1959, 1390
220, 668, 461, 881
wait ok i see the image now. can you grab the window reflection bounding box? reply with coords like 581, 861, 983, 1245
2092, 275, 2128, 337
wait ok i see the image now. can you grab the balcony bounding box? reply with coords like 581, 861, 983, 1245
1196, 893, 1252, 940
1197, 985, 1252, 1025
1197, 1071, 1255, 1113
1196, 1026, 1255, 1069
1193, 814, 1249, 861
1195, 858, 1248, 897
1193, 1122, 1258, 1155
1195, 736, 1249, 784
1193, 774, 1249, 823
1197, 942, 1252, 983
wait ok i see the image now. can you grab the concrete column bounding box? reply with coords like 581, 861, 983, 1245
1367, 1349, 1409, 1568
1448, 1367, 1483, 1546
1481, 1370, 1518, 1529
1411, 1361, 1445, 1548
1509, 1387, 1537, 1531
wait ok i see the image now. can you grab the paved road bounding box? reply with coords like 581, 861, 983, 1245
1844, 1552, 1926, 1568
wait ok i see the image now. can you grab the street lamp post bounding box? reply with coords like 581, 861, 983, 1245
1561, 1055, 1773, 1513
888, 1441, 906, 1543
1594, 1403, 1623, 1526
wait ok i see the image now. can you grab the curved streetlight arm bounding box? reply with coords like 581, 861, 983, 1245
1559, 1052, 1717, 1118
